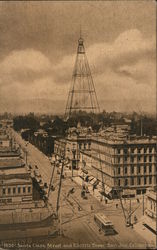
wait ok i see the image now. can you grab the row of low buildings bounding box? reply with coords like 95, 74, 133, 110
0, 128, 51, 210
54, 124, 157, 198
0, 130, 34, 207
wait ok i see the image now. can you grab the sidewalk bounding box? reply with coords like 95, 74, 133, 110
133, 215, 156, 247
72, 175, 141, 207
73, 176, 113, 206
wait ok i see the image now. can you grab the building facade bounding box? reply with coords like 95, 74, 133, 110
54, 134, 91, 168
0, 157, 33, 205
90, 135, 156, 197
145, 190, 156, 219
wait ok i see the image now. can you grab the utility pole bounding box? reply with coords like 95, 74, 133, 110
56, 162, 64, 217
48, 162, 56, 198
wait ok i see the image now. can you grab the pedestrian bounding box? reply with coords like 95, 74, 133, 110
134, 215, 137, 223
92, 185, 95, 194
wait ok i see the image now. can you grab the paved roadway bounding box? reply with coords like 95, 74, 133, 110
10, 130, 151, 249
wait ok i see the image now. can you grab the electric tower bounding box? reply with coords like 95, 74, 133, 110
65, 36, 100, 119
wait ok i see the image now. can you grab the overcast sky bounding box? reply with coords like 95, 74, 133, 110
0, 1, 156, 114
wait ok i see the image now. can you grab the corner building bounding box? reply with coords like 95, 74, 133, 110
91, 135, 157, 198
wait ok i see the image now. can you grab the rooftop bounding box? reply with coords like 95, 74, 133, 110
0, 147, 20, 156
92, 135, 157, 146
0, 135, 9, 141
0, 158, 25, 169
0, 177, 31, 185
0, 166, 29, 176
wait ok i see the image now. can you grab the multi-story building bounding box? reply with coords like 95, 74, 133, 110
80, 125, 156, 198
54, 125, 92, 168
54, 138, 67, 158
0, 157, 33, 205
0, 130, 34, 206
90, 134, 157, 198
0, 130, 10, 148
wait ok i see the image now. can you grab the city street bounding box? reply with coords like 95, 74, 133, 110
11, 130, 152, 249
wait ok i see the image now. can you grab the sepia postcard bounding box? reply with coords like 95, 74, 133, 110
0, 0, 156, 249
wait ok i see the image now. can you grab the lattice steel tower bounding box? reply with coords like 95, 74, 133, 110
65, 36, 100, 119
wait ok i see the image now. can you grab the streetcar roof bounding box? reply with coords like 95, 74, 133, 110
94, 213, 113, 226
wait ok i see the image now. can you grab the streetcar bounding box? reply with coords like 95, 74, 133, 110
94, 213, 115, 235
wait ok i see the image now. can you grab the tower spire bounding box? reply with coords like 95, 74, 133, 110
65, 35, 100, 119
80, 24, 82, 38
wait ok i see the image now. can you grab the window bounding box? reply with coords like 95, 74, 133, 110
149, 176, 152, 184
144, 165, 147, 173
13, 187, 16, 194
131, 156, 134, 163
138, 156, 141, 162
28, 187, 31, 193
144, 177, 147, 185
118, 167, 120, 175
144, 148, 147, 154
131, 178, 134, 186
3, 188, 6, 195
18, 187, 21, 194
124, 148, 128, 154
124, 156, 127, 162
144, 156, 147, 163
149, 148, 152, 153
124, 167, 127, 174
131, 148, 134, 154
117, 149, 121, 154
124, 179, 128, 186
137, 165, 140, 174
138, 148, 141, 154
118, 157, 120, 163
118, 179, 121, 186
8, 188, 11, 194
131, 166, 134, 174
137, 177, 141, 185
149, 156, 152, 162
149, 165, 152, 173
23, 187, 26, 193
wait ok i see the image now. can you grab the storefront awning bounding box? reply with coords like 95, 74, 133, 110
98, 184, 112, 195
